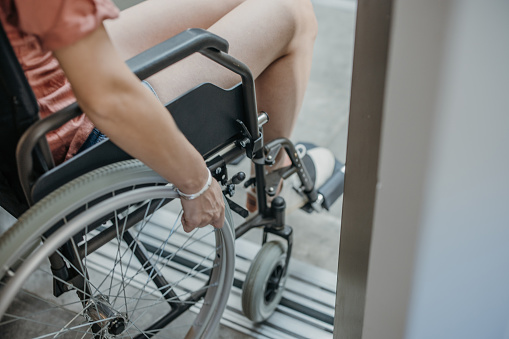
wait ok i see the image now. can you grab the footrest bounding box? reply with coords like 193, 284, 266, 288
317, 158, 345, 210
301, 158, 344, 212
297, 142, 344, 213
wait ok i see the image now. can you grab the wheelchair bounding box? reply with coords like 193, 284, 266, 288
0, 23, 344, 338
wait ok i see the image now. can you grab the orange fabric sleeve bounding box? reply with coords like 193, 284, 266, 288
12, 0, 119, 50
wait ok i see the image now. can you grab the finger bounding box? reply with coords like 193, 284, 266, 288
181, 214, 193, 233
212, 207, 226, 229
181, 214, 187, 231
212, 219, 224, 229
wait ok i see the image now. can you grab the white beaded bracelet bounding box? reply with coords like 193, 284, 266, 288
175, 168, 213, 200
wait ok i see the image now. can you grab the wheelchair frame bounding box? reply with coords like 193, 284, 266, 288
0, 28, 323, 338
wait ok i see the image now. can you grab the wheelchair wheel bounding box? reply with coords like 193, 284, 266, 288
241, 241, 288, 323
0, 160, 235, 338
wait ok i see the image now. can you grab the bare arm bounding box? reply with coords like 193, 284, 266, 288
53, 24, 224, 231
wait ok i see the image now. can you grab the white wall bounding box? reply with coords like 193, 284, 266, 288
362, 1, 509, 338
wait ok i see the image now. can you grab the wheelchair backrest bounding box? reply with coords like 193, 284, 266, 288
30, 82, 246, 203
0, 21, 41, 216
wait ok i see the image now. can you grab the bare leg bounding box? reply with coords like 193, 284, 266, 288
105, 0, 246, 58
105, 0, 318, 167
208, 0, 317, 168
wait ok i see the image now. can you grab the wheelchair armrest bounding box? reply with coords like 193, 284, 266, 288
16, 102, 82, 201
126, 28, 229, 80
17, 29, 254, 205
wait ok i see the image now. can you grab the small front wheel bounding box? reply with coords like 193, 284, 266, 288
241, 241, 288, 323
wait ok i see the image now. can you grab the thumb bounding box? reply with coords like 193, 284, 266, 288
181, 213, 192, 233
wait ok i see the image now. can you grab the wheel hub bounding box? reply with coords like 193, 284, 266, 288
84, 295, 127, 336
265, 263, 285, 303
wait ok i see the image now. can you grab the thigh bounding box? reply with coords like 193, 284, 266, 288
121, 0, 302, 103
106, 0, 309, 105
104, 0, 245, 59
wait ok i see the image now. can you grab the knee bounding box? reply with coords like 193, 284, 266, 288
300, 0, 319, 40
282, 0, 318, 44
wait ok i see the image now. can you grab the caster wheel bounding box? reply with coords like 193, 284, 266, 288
242, 241, 288, 323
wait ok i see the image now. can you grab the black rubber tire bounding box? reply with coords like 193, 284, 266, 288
241, 241, 288, 323
0, 160, 235, 338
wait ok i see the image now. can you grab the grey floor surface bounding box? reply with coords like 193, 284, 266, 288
283, 0, 355, 273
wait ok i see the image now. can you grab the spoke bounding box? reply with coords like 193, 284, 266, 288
98, 205, 181, 315
81, 205, 90, 339
84, 255, 164, 305
3, 312, 116, 338
83, 224, 88, 300
94, 199, 159, 297
31, 316, 119, 339
126, 282, 214, 314
123, 327, 135, 339
167, 248, 217, 292
48, 246, 99, 300
107, 197, 120, 301
149, 204, 181, 274
0, 295, 87, 327
159, 226, 217, 268
111, 199, 166, 308
0, 279, 93, 326
127, 321, 151, 339
79, 327, 90, 339
38, 232, 103, 301
128, 208, 183, 314
70, 237, 91, 299
2, 193, 224, 338
105, 225, 218, 315
0, 259, 94, 311
53, 217, 94, 300
114, 202, 131, 315
131, 223, 216, 287
124, 248, 218, 331
86, 205, 213, 312
94, 223, 136, 294
51, 306, 88, 339
118, 328, 162, 339
124, 285, 212, 334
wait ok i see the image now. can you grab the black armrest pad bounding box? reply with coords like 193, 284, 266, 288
126, 28, 229, 80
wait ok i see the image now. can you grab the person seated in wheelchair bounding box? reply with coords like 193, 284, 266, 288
0, 0, 335, 230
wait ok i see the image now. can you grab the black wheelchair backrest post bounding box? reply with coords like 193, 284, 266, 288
0, 21, 54, 216
200, 49, 260, 144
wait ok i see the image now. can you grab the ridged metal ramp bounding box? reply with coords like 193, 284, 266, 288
92, 209, 337, 338
87, 208, 336, 338
7, 207, 336, 338
222, 237, 336, 339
